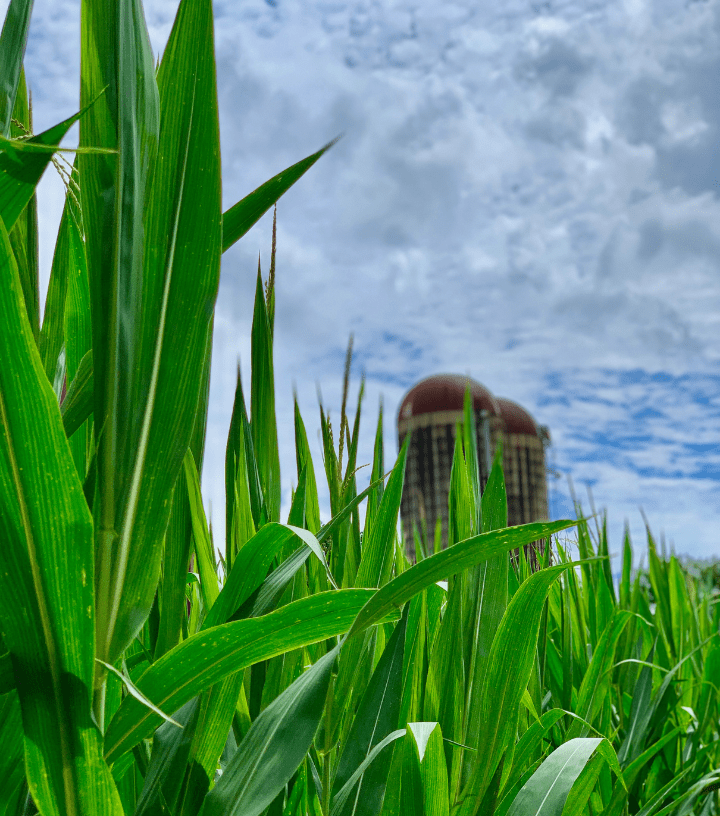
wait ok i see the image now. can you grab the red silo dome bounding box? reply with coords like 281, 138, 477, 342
496, 397, 539, 436
398, 374, 500, 421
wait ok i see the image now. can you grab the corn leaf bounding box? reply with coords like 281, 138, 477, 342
333, 612, 407, 816
7, 70, 39, 340
95, 0, 221, 665
458, 563, 578, 815
505, 738, 605, 816
408, 722, 450, 816
331, 731, 407, 816
0, 213, 121, 815
349, 521, 577, 637
221, 138, 339, 253
104, 589, 399, 763
250, 268, 281, 522
199, 646, 340, 816
0, 106, 88, 232
0, 0, 33, 136
61, 349, 93, 439
0, 693, 24, 809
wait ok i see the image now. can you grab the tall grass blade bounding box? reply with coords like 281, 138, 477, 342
226, 366, 259, 569
365, 401, 385, 532
565, 611, 631, 740
203, 522, 327, 630
184, 448, 220, 612
61, 189, 92, 473
355, 435, 409, 589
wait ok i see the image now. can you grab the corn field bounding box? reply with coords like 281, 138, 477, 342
0, 0, 718, 813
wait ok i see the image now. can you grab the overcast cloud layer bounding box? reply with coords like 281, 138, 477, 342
14, 0, 720, 562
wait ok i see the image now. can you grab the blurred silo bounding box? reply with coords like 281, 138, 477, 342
397, 374, 550, 560
494, 397, 550, 528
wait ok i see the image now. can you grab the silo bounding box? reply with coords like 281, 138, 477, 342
398, 375, 550, 561
495, 397, 550, 526
397, 374, 503, 560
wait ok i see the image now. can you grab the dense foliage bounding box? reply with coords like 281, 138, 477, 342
0, 0, 717, 814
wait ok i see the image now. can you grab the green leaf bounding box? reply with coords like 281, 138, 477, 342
505, 739, 605, 816
460, 443, 509, 786
221, 138, 339, 253
95, 0, 222, 666
198, 646, 339, 816
61, 186, 93, 475
499, 709, 566, 798
422, 565, 464, 753
38, 171, 79, 380
565, 611, 632, 740
406, 722, 450, 816
399, 725, 425, 816
238, 546, 312, 621
104, 590, 399, 763
617, 643, 655, 765
0, 106, 88, 233
0, 692, 24, 808
294, 395, 321, 535
133, 698, 200, 816
399, 592, 427, 727
203, 522, 335, 632
60, 349, 93, 439
355, 434, 409, 589
0, 0, 33, 137
458, 563, 578, 815
0, 651, 14, 694
0, 209, 121, 815
349, 520, 577, 637
601, 728, 681, 816
481, 437, 507, 532
154, 476, 194, 659
184, 449, 220, 612
331, 731, 407, 816
364, 400, 385, 533
226, 366, 257, 569
7, 70, 39, 340
96, 659, 182, 728
461, 385, 481, 532
174, 675, 244, 816
333, 612, 408, 816
251, 267, 281, 522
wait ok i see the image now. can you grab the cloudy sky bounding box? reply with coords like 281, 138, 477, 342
13, 0, 720, 562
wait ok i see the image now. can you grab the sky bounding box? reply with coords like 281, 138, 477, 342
10, 0, 720, 563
